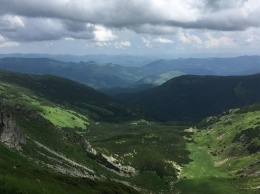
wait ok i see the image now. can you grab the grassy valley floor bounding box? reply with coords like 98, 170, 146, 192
175, 143, 240, 194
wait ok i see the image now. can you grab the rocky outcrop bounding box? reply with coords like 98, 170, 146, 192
0, 111, 26, 151
67, 133, 137, 177
81, 138, 137, 177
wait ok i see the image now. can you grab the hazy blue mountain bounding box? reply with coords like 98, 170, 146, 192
1, 56, 260, 90
136, 71, 186, 85
102, 71, 184, 96
0, 58, 141, 88
0, 53, 154, 67
143, 55, 260, 76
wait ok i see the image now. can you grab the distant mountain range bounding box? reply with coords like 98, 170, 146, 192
0, 55, 260, 91
0, 53, 154, 67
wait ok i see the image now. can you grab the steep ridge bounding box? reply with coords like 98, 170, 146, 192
0, 71, 143, 193
0, 105, 140, 193
117, 74, 260, 121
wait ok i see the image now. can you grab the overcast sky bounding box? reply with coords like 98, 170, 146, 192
0, 0, 260, 57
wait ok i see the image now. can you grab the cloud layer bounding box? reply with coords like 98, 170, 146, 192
0, 0, 259, 42
0, 0, 259, 56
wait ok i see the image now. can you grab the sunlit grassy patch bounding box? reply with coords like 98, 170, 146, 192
175, 143, 239, 194
41, 106, 88, 129
0, 82, 88, 129
20, 95, 88, 129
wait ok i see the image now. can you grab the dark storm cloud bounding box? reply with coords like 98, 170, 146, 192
63, 21, 89, 32
0, 0, 259, 42
0, 17, 94, 42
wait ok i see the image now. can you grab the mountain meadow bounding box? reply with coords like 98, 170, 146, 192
0, 58, 260, 194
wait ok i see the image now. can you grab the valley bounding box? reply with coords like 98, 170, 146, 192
0, 68, 259, 194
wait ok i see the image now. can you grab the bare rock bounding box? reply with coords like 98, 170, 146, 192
0, 111, 26, 151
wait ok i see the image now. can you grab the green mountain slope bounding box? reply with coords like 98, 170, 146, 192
0, 70, 193, 193
117, 74, 260, 121
174, 103, 260, 194
1, 70, 259, 194
0, 70, 141, 122
0, 71, 143, 193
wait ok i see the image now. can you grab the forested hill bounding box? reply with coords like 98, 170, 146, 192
116, 74, 260, 120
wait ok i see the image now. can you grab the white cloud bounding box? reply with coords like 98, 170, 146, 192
179, 32, 191, 44
141, 37, 153, 48
114, 41, 131, 49
178, 32, 202, 44
95, 42, 111, 47
93, 25, 116, 42
0, 0, 260, 54
0, 41, 20, 48
177, 31, 236, 49
1, 0, 260, 42
0, 15, 25, 31
64, 37, 75, 41
153, 37, 173, 44
0, 34, 20, 48
204, 32, 236, 48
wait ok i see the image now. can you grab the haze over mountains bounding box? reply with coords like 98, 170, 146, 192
0, 55, 260, 92
0, 53, 154, 67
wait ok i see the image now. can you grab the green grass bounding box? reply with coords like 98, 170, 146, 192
132, 171, 168, 192
175, 143, 240, 194
41, 106, 88, 128
190, 103, 260, 193
1, 71, 259, 193
84, 121, 192, 192
1, 82, 89, 129
0, 145, 116, 194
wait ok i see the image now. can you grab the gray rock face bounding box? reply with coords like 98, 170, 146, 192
0, 111, 26, 151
